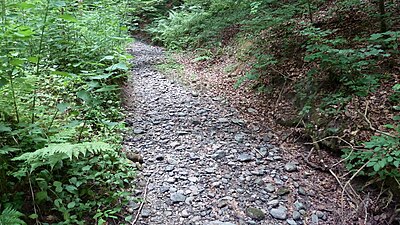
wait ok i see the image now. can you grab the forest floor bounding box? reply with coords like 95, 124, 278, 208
122, 40, 373, 225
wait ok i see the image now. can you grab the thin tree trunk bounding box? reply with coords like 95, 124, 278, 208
378, 0, 387, 32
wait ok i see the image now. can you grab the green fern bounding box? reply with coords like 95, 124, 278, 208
0, 207, 26, 225
13, 142, 113, 171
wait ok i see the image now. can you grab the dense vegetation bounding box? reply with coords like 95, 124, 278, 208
0, 0, 135, 224
132, 0, 400, 187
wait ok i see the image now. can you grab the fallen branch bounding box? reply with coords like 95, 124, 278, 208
282, 116, 305, 142
358, 101, 396, 138
132, 178, 151, 225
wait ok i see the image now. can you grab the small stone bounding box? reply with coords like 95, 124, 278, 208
284, 162, 298, 172
170, 192, 186, 203
286, 218, 297, 225
316, 211, 327, 220
270, 206, 287, 220
298, 187, 307, 195
218, 118, 230, 123
166, 177, 175, 183
262, 135, 271, 142
311, 214, 319, 224
267, 199, 279, 207
212, 150, 225, 160
232, 118, 245, 125
141, 208, 151, 218
133, 128, 145, 134
292, 211, 301, 220
192, 92, 199, 97
192, 118, 201, 125
234, 133, 245, 143
165, 165, 175, 172
246, 207, 265, 220
160, 185, 169, 193
205, 168, 215, 174
265, 183, 275, 193
247, 108, 257, 114
188, 177, 198, 182
170, 141, 180, 148
277, 187, 290, 196
254, 178, 264, 185
177, 130, 189, 135
130, 201, 140, 210
208, 221, 235, 225
294, 200, 306, 211
155, 155, 164, 161
238, 153, 253, 162
181, 209, 190, 218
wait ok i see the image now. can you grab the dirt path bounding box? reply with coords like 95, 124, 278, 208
123, 41, 341, 225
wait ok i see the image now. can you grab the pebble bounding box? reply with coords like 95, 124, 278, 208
170, 192, 186, 203
294, 200, 306, 211
265, 183, 275, 193
292, 211, 301, 220
238, 153, 253, 162
286, 218, 297, 225
284, 162, 297, 172
311, 213, 319, 224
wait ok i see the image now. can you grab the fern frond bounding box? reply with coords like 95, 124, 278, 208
0, 207, 26, 225
12, 142, 113, 171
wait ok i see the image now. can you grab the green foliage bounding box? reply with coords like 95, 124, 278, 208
344, 85, 400, 180
302, 26, 388, 97
0, 0, 135, 223
0, 207, 26, 225
344, 133, 400, 178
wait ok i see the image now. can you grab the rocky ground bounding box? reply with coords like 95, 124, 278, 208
123, 41, 346, 225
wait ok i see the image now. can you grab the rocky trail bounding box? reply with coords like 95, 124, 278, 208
122, 41, 342, 225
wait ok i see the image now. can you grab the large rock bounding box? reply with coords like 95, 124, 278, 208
270, 206, 287, 220
246, 207, 265, 220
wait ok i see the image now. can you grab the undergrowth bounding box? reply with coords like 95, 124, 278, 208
0, 0, 136, 224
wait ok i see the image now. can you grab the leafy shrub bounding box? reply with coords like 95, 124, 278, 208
0, 0, 135, 223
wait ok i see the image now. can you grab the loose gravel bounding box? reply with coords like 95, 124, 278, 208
123, 41, 335, 225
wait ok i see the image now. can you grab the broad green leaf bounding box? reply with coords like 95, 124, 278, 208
100, 56, 114, 61
77, 91, 91, 102
56, 103, 69, 113
0, 77, 8, 88
10, 58, 24, 66
15, 2, 35, 9
67, 202, 76, 209
94, 85, 119, 92
28, 56, 38, 63
53, 181, 63, 192
366, 161, 376, 167
54, 199, 62, 208
373, 163, 381, 172
0, 124, 11, 132
29, 214, 38, 219
89, 73, 112, 80
65, 185, 77, 193
105, 62, 128, 71
36, 191, 48, 202
59, 14, 78, 22
52, 71, 75, 77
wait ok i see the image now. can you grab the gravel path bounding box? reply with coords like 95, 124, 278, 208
123, 41, 333, 225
